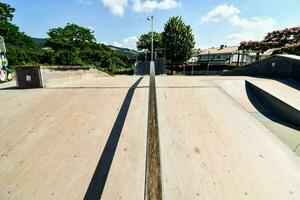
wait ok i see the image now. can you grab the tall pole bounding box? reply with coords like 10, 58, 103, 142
151, 16, 154, 61
147, 16, 154, 61
207, 50, 210, 76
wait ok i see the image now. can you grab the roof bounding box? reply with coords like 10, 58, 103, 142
199, 46, 238, 55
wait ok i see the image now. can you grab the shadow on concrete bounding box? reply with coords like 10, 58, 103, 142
0, 86, 149, 90
0, 86, 19, 90
83, 77, 143, 200
45, 86, 148, 90
245, 82, 300, 131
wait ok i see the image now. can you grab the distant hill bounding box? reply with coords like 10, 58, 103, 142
108, 45, 137, 58
31, 38, 137, 58
32, 38, 47, 49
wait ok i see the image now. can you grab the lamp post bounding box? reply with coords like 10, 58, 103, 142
207, 50, 210, 76
147, 16, 154, 61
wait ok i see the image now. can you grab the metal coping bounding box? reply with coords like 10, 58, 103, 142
145, 61, 163, 200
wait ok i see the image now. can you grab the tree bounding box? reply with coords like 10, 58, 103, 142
0, 21, 36, 49
45, 23, 96, 51
0, 3, 36, 49
0, 3, 36, 66
162, 16, 195, 73
137, 32, 163, 52
239, 27, 300, 54
0, 2, 15, 22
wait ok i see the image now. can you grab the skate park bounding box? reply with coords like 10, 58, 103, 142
1, 1, 300, 199
1, 55, 300, 199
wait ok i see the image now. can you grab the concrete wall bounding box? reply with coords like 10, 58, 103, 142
40, 66, 109, 88
15, 67, 43, 89
222, 54, 300, 81
246, 81, 300, 126
134, 59, 166, 75
15, 66, 110, 88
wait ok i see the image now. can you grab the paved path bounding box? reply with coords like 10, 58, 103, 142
0, 76, 300, 200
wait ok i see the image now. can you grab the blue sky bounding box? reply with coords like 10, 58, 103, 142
2, 0, 300, 49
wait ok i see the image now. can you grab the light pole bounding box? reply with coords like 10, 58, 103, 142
207, 50, 210, 76
147, 16, 154, 61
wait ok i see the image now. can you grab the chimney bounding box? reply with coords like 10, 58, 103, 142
220, 45, 225, 49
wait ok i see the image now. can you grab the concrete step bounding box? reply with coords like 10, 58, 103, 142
247, 80, 300, 126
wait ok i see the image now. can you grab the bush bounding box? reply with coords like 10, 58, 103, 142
108, 67, 134, 75
6, 48, 41, 66
55, 50, 84, 66
40, 50, 55, 65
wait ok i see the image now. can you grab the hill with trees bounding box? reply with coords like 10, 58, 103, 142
0, 2, 135, 74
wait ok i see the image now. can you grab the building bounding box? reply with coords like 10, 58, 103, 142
199, 45, 245, 66
198, 45, 273, 67
187, 48, 202, 64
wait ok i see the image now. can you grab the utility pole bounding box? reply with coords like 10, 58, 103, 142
147, 16, 154, 61
207, 50, 210, 76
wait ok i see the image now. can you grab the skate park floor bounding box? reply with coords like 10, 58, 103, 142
0, 76, 300, 200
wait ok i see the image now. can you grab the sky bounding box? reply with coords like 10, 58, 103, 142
2, 0, 300, 49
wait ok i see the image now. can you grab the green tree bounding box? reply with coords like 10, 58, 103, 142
0, 22, 36, 49
137, 32, 163, 52
239, 27, 300, 58
0, 3, 37, 66
162, 16, 195, 73
239, 27, 300, 52
45, 23, 96, 51
0, 3, 36, 49
0, 2, 15, 22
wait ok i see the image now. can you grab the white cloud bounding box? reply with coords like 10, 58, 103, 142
201, 4, 240, 23
122, 36, 138, 49
100, 0, 180, 16
88, 25, 95, 31
200, 4, 277, 44
78, 0, 92, 5
227, 33, 254, 42
113, 36, 138, 49
132, 0, 181, 13
229, 15, 276, 33
101, 0, 128, 17
113, 41, 123, 47
228, 15, 276, 42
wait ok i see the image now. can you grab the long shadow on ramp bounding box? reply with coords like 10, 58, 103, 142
84, 77, 143, 200
245, 81, 300, 131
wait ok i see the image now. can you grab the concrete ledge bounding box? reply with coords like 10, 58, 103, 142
246, 80, 300, 126
15, 66, 43, 89
223, 54, 300, 81
134, 60, 166, 75
40, 66, 109, 88
15, 66, 110, 88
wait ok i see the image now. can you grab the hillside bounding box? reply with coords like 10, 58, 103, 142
31, 38, 137, 58
31, 38, 47, 49
108, 45, 137, 58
